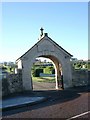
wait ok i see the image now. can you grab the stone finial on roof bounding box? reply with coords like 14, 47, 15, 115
40, 27, 44, 38
38, 27, 48, 40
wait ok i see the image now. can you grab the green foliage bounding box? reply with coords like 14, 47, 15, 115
75, 63, 82, 69
2, 66, 7, 70
73, 61, 88, 69
88, 63, 90, 70
32, 63, 55, 76
32, 77, 55, 83
32, 69, 43, 77
49, 66, 54, 70
44, 66, 52, 74
52, 69, 55, 74
1, 62, 17, 74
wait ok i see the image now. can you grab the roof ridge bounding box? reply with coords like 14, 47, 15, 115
16, 35, 72, 62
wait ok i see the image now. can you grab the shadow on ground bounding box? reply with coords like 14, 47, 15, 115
2, 85, 89, 116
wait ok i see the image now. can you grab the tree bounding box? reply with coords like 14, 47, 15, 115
75, 63, 82, 69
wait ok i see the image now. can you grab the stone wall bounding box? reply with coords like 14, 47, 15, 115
88, 70, 90, 85
2, 70, 23, 96
72, 69, 89, 87
2, 68, 90, 96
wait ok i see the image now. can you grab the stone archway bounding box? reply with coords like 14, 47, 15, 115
31, 55, 63, 90
16, 31, 73, 91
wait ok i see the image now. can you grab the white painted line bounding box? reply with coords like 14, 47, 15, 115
67, 111, 90, 120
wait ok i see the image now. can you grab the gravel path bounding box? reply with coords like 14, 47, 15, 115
33, 81, 56, 90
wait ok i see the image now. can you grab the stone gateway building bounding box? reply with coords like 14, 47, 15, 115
16, 29, 73, 91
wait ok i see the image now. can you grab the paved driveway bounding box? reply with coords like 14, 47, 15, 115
2, 86, 89, 119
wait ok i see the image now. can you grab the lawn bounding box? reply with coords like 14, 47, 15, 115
32, 77, 55, 83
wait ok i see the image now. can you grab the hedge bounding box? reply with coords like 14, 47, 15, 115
33, 69, 43, 77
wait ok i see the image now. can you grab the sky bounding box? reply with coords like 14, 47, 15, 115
0, 2, 88, 62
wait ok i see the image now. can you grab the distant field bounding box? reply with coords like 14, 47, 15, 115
32, 77, 55, 83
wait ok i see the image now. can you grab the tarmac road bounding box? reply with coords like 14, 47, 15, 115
2, 86, 89, 119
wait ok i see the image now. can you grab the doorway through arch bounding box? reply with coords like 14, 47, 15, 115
31, 55, 64, 91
